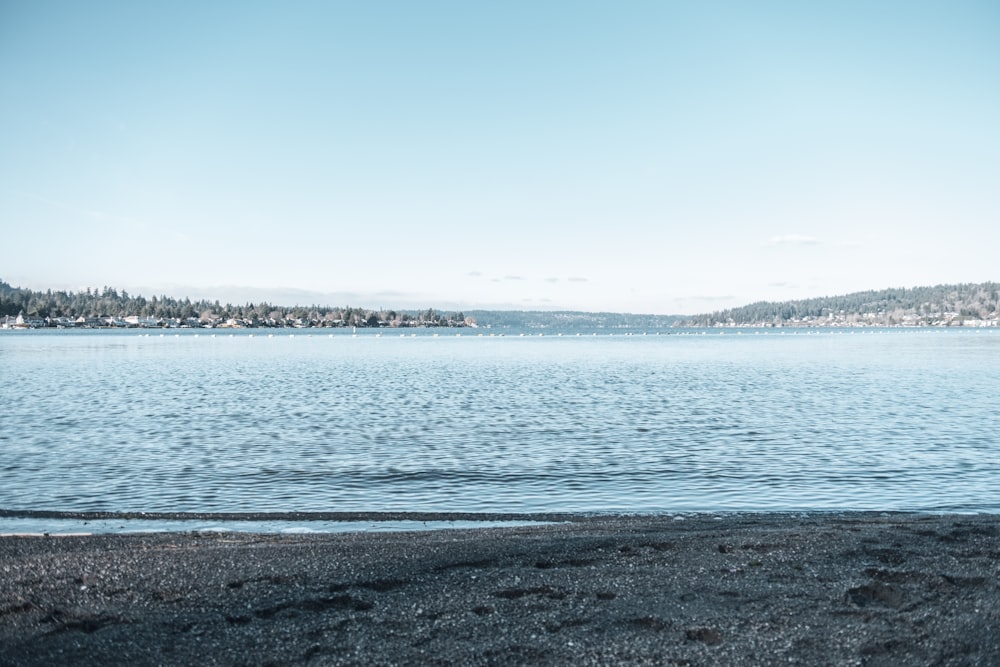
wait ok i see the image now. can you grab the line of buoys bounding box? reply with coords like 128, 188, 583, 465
124, 326, 987, 340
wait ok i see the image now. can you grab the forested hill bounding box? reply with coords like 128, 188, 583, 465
0, 280, 469, 328
685, 283, 1000, 327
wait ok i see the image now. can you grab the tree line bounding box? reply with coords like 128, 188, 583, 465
684, 283, 1000, 327
0, 280, 469, 327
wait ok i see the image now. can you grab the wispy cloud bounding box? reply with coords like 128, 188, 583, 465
765, 234, 821, 247
503, 275, 524, 281
21, 191, 141, 228
544, 277, 559, 283
467, 271, 483, 277
567, 277, 588, 283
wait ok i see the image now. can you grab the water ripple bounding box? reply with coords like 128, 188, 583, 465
1, 329, 998, 514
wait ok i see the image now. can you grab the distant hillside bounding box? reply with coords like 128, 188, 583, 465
685, 283, 1000, 327
467, 310, 684, 330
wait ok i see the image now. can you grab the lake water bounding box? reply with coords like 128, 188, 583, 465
1, 328, 998, 531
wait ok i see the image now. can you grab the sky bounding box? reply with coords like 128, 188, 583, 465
1, 1, 998, 314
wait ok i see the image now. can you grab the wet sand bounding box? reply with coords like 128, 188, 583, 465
1, 513, 998, 666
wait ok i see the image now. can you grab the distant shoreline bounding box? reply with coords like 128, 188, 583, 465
4, 318, 999, 331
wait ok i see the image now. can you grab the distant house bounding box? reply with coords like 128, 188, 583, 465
75, 316, 103, 328
14, 313, 46, 328
123, 315, 161, 327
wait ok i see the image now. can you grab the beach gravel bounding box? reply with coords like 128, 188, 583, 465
1, 513, 998, 666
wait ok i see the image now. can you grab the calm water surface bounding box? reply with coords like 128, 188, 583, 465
2, 329, 998, 523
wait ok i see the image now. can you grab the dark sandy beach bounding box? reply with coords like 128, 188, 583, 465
1, 513, 997, 666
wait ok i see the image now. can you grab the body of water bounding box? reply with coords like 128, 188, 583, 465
2, 328, 998, 531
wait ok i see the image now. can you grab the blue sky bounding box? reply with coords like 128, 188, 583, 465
2, 1, 998, 314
